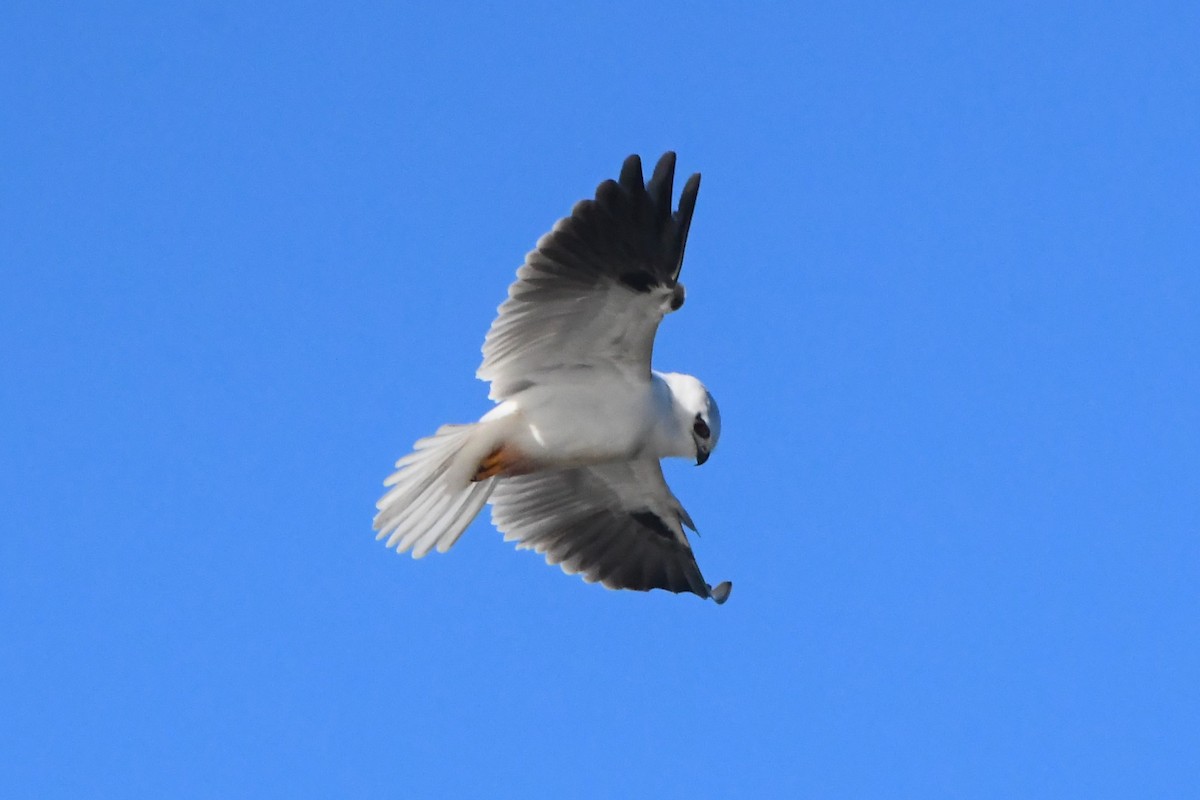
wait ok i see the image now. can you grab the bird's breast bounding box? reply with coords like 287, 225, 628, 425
505, 375, 657, 468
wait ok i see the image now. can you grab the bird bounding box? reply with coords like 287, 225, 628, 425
374, 152, 730, 604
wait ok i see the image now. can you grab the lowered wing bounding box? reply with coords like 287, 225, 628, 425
488, 457, 731, 603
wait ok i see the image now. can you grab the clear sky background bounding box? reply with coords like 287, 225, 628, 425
3, 2, 1197, 797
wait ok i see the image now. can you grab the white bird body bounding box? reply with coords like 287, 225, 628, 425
375, 153, 730, 603
481, 370, 694, 468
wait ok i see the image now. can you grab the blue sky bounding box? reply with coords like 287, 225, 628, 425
2, 2, 1197, 797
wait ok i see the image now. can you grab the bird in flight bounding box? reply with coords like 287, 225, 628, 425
374, 152, 730, 603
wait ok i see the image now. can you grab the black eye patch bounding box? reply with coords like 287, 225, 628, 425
693, 417, 710, 439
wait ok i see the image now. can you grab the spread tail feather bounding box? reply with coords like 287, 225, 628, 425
374, 423, 497, 557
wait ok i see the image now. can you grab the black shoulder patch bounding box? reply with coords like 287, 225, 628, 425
619, 270, 659, 293
631, 510, 675, 542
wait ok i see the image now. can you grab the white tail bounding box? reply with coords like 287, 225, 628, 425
374, 423, 498, 558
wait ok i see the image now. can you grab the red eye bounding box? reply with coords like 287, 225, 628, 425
693, 417, 710, 439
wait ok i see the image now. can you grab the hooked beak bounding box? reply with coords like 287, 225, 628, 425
695, 446, 710, 466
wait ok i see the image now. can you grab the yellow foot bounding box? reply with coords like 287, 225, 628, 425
473, 444, 518, 482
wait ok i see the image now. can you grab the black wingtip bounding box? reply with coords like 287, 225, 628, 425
619, 154, 645, 193
677, 171, 701, 225
586, 152, 702, 287
594, 178, 622, 209
673, 171, 701, 271
710, 581, 732, 605
646, 152, 677, 214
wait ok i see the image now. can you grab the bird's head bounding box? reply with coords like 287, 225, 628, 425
663, 372, 721, 466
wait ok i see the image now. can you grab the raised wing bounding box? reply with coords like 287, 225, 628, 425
488, 457, 731, 603
478, 152, 701, 400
